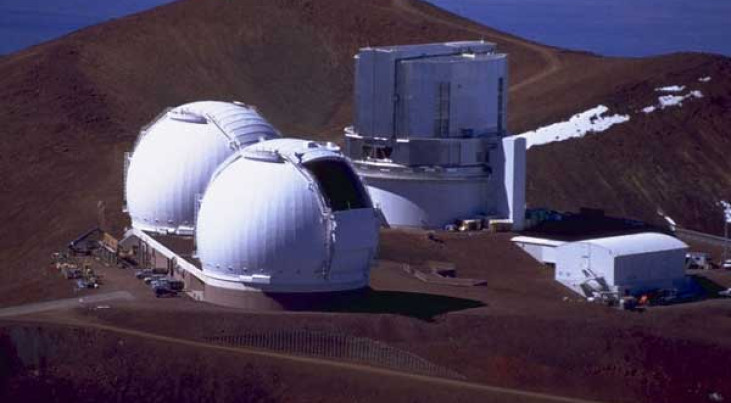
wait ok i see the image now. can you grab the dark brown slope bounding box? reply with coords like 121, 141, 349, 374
525, 56, 731, 234
0, 321, 549, 403
0, 0, 730, 301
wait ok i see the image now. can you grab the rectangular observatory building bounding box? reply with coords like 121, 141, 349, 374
345, 41, 525, 229
355, 41, 505, 138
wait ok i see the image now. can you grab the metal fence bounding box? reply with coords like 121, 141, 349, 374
205, 330, 463, 379
677, 228, 728, 247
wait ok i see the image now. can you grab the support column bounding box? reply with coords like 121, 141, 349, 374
502, 136, 526, 231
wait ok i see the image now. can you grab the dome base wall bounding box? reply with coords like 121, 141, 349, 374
121, 228, 372, 311
201, 283, 369, 311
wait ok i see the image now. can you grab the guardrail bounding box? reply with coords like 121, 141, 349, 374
123, 228, 206, 283
676, 228, 729, 247
205, 330, 464, 380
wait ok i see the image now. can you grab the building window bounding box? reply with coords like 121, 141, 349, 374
362, 144, 393, 160
434, 82, 451, 138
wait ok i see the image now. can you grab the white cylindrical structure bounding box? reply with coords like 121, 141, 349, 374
125, 101, 279, 235
360, 169, 491, 228
196, 138, 379, 295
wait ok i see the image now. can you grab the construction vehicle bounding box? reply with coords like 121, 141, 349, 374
685, 252, 713, 270
62, 267, 82, 280
457, 219, 483, 232
72, 264, 101, 289
150, 277, 184, 290
143, 274, 167, 285
618, 296, 639, 311
486, 219, 513, 233
154, 284, 178, 297
152, 278, 184, 297
76, 278, 99, 289
646, 288, 679, 305
68, 227, 104, 255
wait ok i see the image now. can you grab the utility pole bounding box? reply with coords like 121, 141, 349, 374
725, 210, 729, 268
97, 200, 107, 232
721, 201, 731, 267
725, 218, 729, 267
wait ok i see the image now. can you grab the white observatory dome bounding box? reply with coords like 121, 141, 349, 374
195, 138, 379, 293
125, 101, 279, 235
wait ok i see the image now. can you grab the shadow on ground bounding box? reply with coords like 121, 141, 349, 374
268, 288, 485, 321
522, 208, 671, 242
689, 274, 726, 299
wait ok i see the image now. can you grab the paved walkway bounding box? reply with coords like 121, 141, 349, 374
0, 291, 134, 318
677, 228, 730, 249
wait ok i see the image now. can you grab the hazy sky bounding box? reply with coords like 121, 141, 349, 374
0, 0, 175, 54
429, 0, 731, 56
1, 0, 730, 57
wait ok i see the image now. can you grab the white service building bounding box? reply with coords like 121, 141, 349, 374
511, 236, 565, 265
554, 233, 688, 297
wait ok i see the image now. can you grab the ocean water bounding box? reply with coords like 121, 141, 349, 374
1, 0, 729, 57
0, 0, 176, 55
428, 0, 731, 57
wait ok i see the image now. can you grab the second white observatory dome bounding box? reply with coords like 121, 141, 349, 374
125, 101, 279, 235
195, 138, 380, 293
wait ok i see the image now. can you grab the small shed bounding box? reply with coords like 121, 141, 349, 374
511, 236, 565, 264
554, 232, 687, 297
68, 227, 103, 255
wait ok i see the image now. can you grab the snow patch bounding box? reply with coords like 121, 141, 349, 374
659, 91, 703, 107
699, 76, 712, 83
641, 90, 703, 114
659, 95, 684, 108
656, 85, 685, 92
512, 105, 630, 149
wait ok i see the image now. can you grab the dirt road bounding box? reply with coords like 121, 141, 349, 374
0, 290, 598, 403
391, 0, 562, 92
10, 314, 600, 403
0, 291, 134, 318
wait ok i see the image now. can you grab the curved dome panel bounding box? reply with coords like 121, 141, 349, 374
178, 101, 279, 147
125, 101, 279, 235
196, 138, 379, 293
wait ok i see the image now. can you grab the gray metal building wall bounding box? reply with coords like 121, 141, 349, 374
397, 54, 507, 138
354, 41, 500, 140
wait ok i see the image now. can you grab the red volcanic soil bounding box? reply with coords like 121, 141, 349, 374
0, 322, 530, 403
2, 230, 731, 403
1, 0, 731, 402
